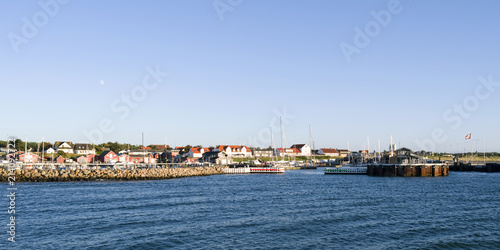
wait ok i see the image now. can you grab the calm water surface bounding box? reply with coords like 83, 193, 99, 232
3, 169, 500, 249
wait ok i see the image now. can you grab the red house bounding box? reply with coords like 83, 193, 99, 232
19, 153, 39, 163
86, 154, 97, 163
56, 156, 65, 163
118, 154, 130, 163
99, 151, 118, 163
76, 155, 88, 164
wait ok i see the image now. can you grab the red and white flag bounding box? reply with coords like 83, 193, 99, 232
465, 133, 471, 140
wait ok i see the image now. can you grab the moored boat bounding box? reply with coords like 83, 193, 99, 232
324, 165, 367, 175
250, 166, 285, 174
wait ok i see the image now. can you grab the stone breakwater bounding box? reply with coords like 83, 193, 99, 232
0, 167, 225, 182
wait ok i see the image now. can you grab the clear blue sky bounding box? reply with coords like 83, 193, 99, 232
2, 0, 499, 152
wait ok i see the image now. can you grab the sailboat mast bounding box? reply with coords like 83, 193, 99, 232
483, 135, 486, 164
280, 117, 284, 161
347, 141, 350, 163
142, 132, 145, 164
367, 136, 370, 156
390, 135, 394, 156
309, 125, 313, 157
378, 139, 381, 161
270, 127, 274, 162
42, 137, 44, 165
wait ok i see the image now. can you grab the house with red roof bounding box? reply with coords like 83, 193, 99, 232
276, 148, 301, 157
318, 148, 339, 157
56, 155, 65, 164
186, 147, 211, 158
214, 145, 252, 158
99, 151, 118, 163
86, 154, 98, 163
19, 153, 39, 163
75, 155, 88, 164
290, 144, 312, 156
118, 154, 130, 163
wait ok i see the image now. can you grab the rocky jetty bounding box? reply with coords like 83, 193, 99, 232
0, 167, 224, 182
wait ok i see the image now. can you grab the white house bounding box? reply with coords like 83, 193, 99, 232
55, 141, 74, 154
253, 149, 273, 158
291, 144, 311, 156
45, 147, 56, 154
186, 147, 209, 158
214, 145, 252, 158
74, 143, 96, 155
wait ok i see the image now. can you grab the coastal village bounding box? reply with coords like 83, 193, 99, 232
2, 138, 499, 181
0, 140, 356, 166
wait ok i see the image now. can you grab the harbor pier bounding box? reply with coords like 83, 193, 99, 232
367, 164, 449, 177
450, 162, 500, 172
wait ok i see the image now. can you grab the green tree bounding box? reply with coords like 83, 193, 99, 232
15, 139, 23, 151
180, 145, 192, 154
57, 150, 67, 158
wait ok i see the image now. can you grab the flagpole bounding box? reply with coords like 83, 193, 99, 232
470, 140, 474, 165
483, 135, 486, 164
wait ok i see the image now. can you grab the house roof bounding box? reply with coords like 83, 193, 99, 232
321, 148, 339, 154
396, 147, 412, 152
55, 141, 74, 148
337, 149, 350, 153
99, 151, 116, 157
19, 152, 37, 156
277, 148, 301, 153
254, 149, 273, 152
218, 145, 252, 152
191, 147, 201, 154
74, 143, 93, 150
291, 144, 307, 150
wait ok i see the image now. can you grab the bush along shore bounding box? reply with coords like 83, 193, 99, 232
0, 167, 225, 182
